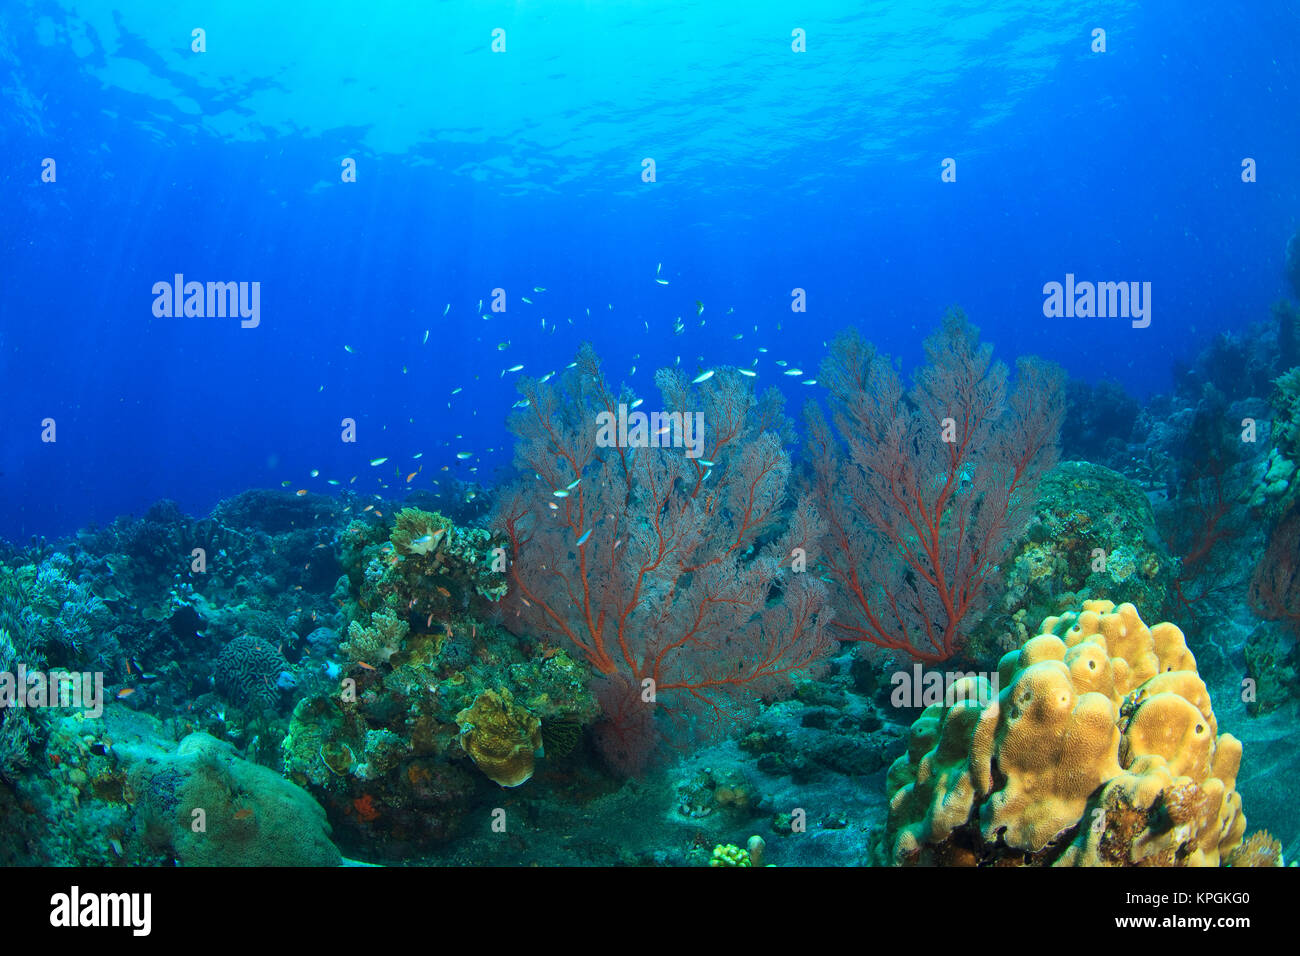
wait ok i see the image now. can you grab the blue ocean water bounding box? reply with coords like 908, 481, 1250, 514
3, 0, 1296, 539
2, 1, 1300, 877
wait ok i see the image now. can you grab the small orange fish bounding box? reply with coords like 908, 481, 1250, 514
356, 661, 377, 672
436, 586, 451, 598
406, 471, 417, 483
426, 613, 434, 628
374, 510, 383, 517
295, 489, 308, 497
115, 688, 135, 699
364, 505, 374, 512
233, 808, 254, 821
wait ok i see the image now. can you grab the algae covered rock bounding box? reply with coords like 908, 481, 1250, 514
882, 601, 1248, 866
133, 732, 340, 866
1241, 621, 1298, 715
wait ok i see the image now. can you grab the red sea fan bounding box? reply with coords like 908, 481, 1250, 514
1249, 503, 1300, 628
807, 309, 1064, 662
494, 344, 833, 774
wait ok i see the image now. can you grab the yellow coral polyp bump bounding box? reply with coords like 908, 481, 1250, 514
883, 600, 1249, 867
709, 844, 751, 867
455, 688, 543, 788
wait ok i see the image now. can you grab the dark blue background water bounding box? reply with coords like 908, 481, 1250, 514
2, 0, 1298, 540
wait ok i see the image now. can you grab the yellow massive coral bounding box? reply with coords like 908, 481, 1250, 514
455, 688, 544, 788
882, 601, 1247, 866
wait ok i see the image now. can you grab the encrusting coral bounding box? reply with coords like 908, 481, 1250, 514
882, 600, 1257, 866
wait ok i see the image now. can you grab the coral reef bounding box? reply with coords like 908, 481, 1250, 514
0, 707, 339, 867
341, 506, 507, 633
881, 601, 1249, 866
967, 462, 1174, 661
281, 505, 598, 856
1270, 366, 1300, 463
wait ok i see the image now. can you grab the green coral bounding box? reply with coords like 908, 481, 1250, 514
967, 462, 1174, 661
709, 843, 751, 867
286, 506, 597, 856
133, 732, 340, 866
1249, 368, 1300, 513
341, 608, 409, 667
1273, 367, 1300, 462
0, 621, 47, 783
283, 695, 364, 793
0, 566, 34, 646
1243, 623, 1298, 715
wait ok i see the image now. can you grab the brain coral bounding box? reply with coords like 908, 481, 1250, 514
882, 601, 1247, 866
215, 635, 288, 710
